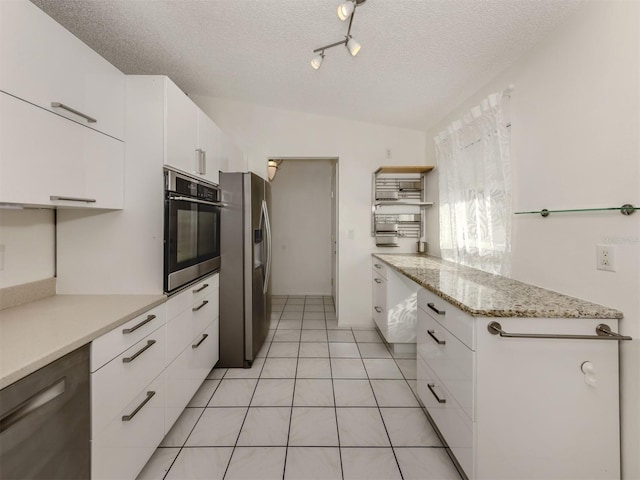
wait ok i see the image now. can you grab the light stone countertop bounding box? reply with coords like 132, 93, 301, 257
0, 294, 166, 389
373, 253, 623, 319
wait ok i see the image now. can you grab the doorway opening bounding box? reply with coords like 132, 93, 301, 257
268, 157, 339, 315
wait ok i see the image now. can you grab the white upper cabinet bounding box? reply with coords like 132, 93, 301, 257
0, 92, 124, 209
164, 79, 199, 174
0, 1, 125, 141
164, 78, 220, 184
197, 110, 221, 184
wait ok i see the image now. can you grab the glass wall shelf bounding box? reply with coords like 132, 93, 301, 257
514, 204, 637, 217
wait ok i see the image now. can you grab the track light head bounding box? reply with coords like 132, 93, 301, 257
337, 1, 355, 21
346, 36, 361, 56
311, 51, 325, 70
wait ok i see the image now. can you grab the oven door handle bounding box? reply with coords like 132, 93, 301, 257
168, 194, 226, 207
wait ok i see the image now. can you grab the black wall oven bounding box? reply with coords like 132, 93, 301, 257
164, 168, 221, 293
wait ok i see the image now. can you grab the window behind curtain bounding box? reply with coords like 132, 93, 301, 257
435, 92, 512, 276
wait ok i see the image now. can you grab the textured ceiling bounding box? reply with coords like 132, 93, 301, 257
31, 0, 583, 130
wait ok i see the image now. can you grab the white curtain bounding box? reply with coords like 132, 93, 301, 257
435, 92, 512, 276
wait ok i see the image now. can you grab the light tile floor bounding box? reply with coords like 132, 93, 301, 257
138, 295, 461, 480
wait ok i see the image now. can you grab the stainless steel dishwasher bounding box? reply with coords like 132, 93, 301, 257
0, 344, 90, 479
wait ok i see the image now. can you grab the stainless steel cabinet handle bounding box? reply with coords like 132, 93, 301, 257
374, 306, 383, 313
193, 284, 209, 293
122, 340, 156, 363
192, 333, 209, 349
488, 322, 632, 341
122, 315, 156, 334
51, 102, 97, 123
50, 195, 97, 203
427, 329, 446, 345
192, 300, 209, 312
427, 303, 446, 315
0, 378, 65, 434
121, 391, 155, 422
374, 278, 383, 284
427, 383, 446, 404
196, 149, 207, 175
374, 263, 383, 269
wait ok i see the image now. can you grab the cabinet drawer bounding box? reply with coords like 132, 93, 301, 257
166, 319, 219, 432
166, 274, 219, 320
417, 354, 473, 477
92, 325, 166, 437
372, 258, 388, 279
92, 372, 165, 480
0, 92, 124, 209
418, 288, 475, 350
418, 309, 474, 421
91, 305, 166, 372
0, 1, 125, 140
166, 289, 218, 365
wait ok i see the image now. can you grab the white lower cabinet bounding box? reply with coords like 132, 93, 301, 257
90, 274, 220, 479
371, 259, 420, 345
92, 372, 166, 480
416, 288, 621, 479
165, 274, 220, 431
166, 319, 220, 429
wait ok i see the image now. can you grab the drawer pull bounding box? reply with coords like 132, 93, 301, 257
192, 333, 209, 349
374, 306, 383, 313
122, 340, 156, 363
122, 315, 156, 334
193, 283, 209, 293
427, 329, 446, 345
427, 383, 446, 404
427, 303, 446, 315
374, 278, 383, 284
488, 321, 632, 341
374, 263, 383, 269
121, 391, 155, 422
50, 195, 96, 203
192, 300, 209, 312
50, 102, 97, 123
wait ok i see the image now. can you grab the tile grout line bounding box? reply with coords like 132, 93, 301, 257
281, 296, 303, 480
327, 311, 345, 480
220, 298, 277, 480
356, 340, 406, 480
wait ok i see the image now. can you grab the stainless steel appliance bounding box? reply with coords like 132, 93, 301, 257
219, 172, 272, 367
164, 167, 222, 293
0, 345, 90, 479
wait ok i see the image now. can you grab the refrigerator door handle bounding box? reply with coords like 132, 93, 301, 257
262, 200, 272, 294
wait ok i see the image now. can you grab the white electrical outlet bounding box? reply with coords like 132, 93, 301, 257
596, 245, 616, 272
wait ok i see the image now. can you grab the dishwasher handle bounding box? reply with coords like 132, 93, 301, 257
0, 378, 65, 434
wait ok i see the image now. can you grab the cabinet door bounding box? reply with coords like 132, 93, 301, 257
165, 319, 219, 432
92, 372, 165, 480
475, 317, 620, 479
0, 92, 124, 209
0, 1, 125, 140
197, 110, 221, 184
164, 79, 199, 175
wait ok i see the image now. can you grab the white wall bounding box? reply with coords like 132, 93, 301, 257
270, 160, 333, 296
0, 209, 55, 288
424, 2, 640, 477
192, 94, 426, 326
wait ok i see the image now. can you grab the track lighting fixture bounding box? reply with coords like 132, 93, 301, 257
337, 1, 355, 21
311, 51, 325, 70
311, 0, 366, 69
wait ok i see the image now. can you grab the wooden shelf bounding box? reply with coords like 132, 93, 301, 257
375, 166, 434, 175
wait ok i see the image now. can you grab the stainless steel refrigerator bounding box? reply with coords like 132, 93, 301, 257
219, 172, 272, 367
